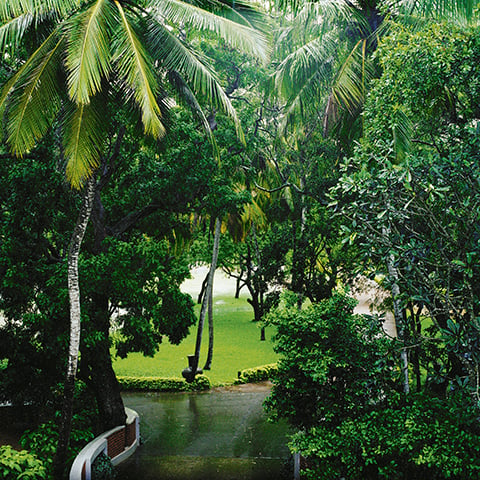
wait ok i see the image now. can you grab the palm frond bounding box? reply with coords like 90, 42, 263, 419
183, 0, 261, 29
294, 1, 367, 29
113, 0, 166, 139
398, 0, 479, 24
331, 38, 375, 114
65, 0, 115, 104
279, 68, 324, 134
4, 32, 63, 156
147, 18, 244, 143
0, 0, 80, 20
274, 34, 339, 133
0, 12, 33, 52
241, 197, 268, 231
149, 0, 268, 61
274, 34, 336, 99
63, 95, 105, 189
168, 69, 219, 158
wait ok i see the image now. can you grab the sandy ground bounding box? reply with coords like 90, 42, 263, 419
182, 268, 397, 337
181, 266, 246, 298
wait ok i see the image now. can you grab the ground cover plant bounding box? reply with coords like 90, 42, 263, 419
112, 295, 278, 385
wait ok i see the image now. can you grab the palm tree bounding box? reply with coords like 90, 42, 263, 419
0, 0, 266, 476
271, 0, 478, 396
273, 0, 478, 140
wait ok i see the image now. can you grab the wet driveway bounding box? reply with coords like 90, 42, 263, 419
116, 383, 291, 480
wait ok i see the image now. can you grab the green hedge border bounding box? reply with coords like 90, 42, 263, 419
117, 364, 278, 392
117, 375, 211, 392
235, 363, 278, 385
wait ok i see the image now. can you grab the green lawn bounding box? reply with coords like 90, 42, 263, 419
112, 295, 278, 385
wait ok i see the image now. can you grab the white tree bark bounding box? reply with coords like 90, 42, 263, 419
383, 225, 410, 395
204, 218, 221, 370
53, 177, 95, 479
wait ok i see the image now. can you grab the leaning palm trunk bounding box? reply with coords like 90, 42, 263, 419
203, 280, 214, 370
53, 178, 95, 480
204, 218, 221, 370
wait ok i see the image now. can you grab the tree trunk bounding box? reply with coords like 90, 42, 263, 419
234, 270, 244, 299
82, 180, 126, 430
82, 293, 126, 430
86, 347, 125, 430
260, 325, 266, 342
291, 183, 306, 310
386, 249, 410, 394
184, 218, 221, 382
53, 178, 95, 480
203, 285, 214, 370
204, 218, 221, 370
246, 290, 262, 322
197, 272, 209, 305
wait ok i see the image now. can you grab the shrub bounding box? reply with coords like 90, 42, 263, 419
20, 415, 95, 476
0, 445, 47, 480
91, 452, 116, 480
265, 292, 396, 429
117, 375, 211, 392
291, 393, 480, 480
234, 364, 278, 384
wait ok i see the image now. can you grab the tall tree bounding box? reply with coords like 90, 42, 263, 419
331, 21, 480, 402
203, 217, 222, 370
272, 0, 478, 141
0, 1, 266, 476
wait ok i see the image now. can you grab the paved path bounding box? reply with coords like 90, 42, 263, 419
116, 385, 290, 480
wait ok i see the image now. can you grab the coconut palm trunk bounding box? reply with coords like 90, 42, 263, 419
53, 177, 95, 480
204, 217, 222, 370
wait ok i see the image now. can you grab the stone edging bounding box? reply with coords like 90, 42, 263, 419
69, 407, 139, 480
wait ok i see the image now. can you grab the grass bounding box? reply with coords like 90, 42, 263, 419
112, 295, 278, 386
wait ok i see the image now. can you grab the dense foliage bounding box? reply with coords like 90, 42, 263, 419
0, 446, 47, 480
2, 2, 480, 479
265, 293, 395, 429
332, 22, 480, 402
293, 394, 480, 480
265, 18, 480, 480
266, 293, 480, 479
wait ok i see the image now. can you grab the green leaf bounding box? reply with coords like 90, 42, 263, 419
150, 0, 268, 61
146, 17, 245, 143
0, 12, 33, 52
65, 0, 115, 104
63, 96, 105, 189
5, 31, 63, 156
113, 0, 165, 139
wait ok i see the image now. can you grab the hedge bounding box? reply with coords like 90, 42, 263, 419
234, 363, 278, 384
117, 375, 211, 392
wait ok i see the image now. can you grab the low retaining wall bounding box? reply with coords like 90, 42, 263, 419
69, 407, 140, 480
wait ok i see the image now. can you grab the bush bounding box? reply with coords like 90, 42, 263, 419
20, 414, 95, 476
265, 292, 396, 429
0, 445, 47, 480
117, 375, 211, 392
91, 452, 116, 480
234, 364, 278, 384
292, 393, 480, 480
